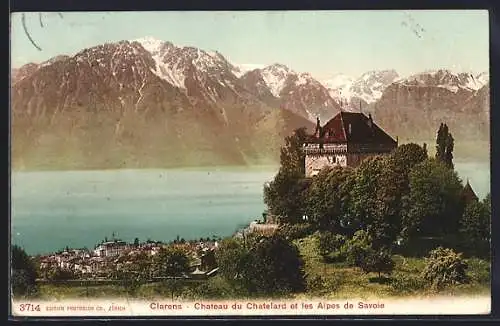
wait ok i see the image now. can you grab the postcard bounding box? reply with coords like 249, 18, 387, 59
10, 10, 491, 318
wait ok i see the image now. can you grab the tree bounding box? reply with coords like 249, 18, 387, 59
435, 123, 446, 163
264, 127, 311, 224
380, 143, 429, 246
421, 247, 469, 290
349, 157, 385, 232
360, 250, 395, 279
155, 247, 190, 277
116, 253, 152, 297
239, 236, 306, 295
342, 230, 373, 268
459, 200, 490, 255
390, 143, 428, 179
46, 267, 77, 281
318, 231, 346, 258
134, 237, 140, 247
154, 247, 190, 300
305, 166, 354, 232
263, 169, 309, 224
348, 156, 399, 248
403, 159, 464, 239
215, 238, 248, 280
11, 245, 37, 297
435, 123, 454, 169
444, 132, 455, 169
280, 127, 309, 175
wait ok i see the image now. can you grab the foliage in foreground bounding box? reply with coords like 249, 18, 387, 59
11, 245, 38, 297
215, 235, 306, 295
421, 247, 469, 290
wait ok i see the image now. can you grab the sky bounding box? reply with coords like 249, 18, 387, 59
10, 10, 489, 80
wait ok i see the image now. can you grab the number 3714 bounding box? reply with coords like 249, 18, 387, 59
18, 303, 41, 312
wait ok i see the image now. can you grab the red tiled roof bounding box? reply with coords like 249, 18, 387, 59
307, 111, 397, 145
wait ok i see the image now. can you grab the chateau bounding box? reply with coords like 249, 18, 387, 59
303, 111, 398, 177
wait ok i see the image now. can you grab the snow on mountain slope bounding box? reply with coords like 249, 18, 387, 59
322, 70, 399, 105
134, 37, 237, 90
322, 73, 355, 100
474, 71, 489, 89
260, 64, 296, 97
397, 69, 489, 93
232, 63, 266, 78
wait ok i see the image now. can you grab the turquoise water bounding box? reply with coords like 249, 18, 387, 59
11, 168, 277, 255
10, 162, 490, 256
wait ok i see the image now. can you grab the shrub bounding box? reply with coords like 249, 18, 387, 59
466, 258, 490, 285
239, 236, 306, 295
318, 232, 346, 258
421, 247, 469, 290
11, 269, 38, 297
342, 230, 373, 267
46, 267, 78, 281
306, 273, 341, 294
390, 273, 426, 294
215, 238, 248, 280
275, 223, 314, 241
11, 245, 38, 297
360, 250, 395, 278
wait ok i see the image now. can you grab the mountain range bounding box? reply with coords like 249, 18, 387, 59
11, 37, 490, 170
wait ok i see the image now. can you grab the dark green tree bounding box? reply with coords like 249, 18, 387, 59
263, 169, 309, 224
444, 132, 455, 169
435, 123, 454, 169
11, 245, 38, 297
349, 156, 400, 248
134, 237, 140, 247
459, 199, 490, 256
342, 230, 373, 268
403, 159, 464, 240
264, 127, 311, 223
349, 156, 385, 232
305, 166, 354, 231
155, 247, 190, 277
360, 250, 395, 279
154, 247, 190, 300
318, 231, 346, 258
280, 127, 309, 175
239, 236, 306, 295
215, 238, 248, 280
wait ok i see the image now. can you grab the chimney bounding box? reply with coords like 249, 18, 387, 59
315, 117, 321, 137
367, 113, 373, 128
348, 123, 352, 135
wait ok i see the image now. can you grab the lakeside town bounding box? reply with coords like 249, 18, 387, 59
33, 219, 279, 283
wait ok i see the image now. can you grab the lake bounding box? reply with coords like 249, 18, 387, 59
10, 162, 490, 256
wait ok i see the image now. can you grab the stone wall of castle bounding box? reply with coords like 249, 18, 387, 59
305, 154, 347, 177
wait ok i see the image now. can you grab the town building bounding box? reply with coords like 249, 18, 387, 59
93, 240, 129, 257
303, 111, 398, 177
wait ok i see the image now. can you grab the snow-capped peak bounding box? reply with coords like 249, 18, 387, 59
322, 70, 399, 104
134, 36, 167, 54
397, 69, 489, 93
260, 63, 296, 97
296, 73, 317, 86
475, 71, 489, 88
232, 63, 266, 78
